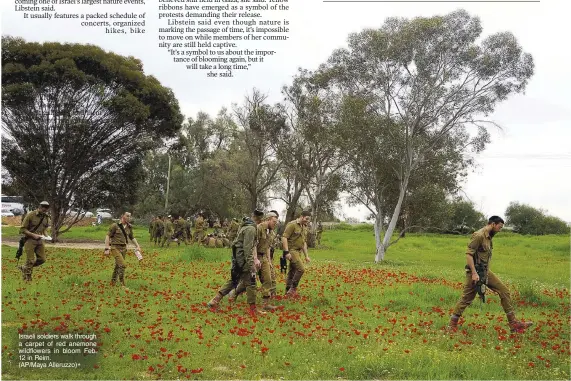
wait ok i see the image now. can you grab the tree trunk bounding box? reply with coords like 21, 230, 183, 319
307, 231, 317, 248
380, 178, 409, 261
285, 187, 303, 223
374, 214, 383, 262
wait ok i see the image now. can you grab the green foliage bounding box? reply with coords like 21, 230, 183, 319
505, 202, 569, 235
1, 36, 183, 241
1, 231, 569, 380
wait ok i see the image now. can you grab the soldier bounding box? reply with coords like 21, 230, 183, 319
213, 218, 221, 229
282, 210, 312, 297
226, 218, 240, 242
447, 216, 533, 333
148, 216, 155, 242
18, 201, 51, 283
206, 234, 217, 248
222, 218, 229, 228
161, 215, 175, 247
193, 213, 206, 244
185, 217, 192, 244
207, 208, 265, 315
104, 212, 142, 288
153, 215, 164, 246
215, 234, 224, 248
268, 210, 280, 296
173, 215, 187, 246
228, 211, 279, 310
316, 221, 324, 246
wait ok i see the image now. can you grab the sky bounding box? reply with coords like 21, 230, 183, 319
2, 0, 570, 223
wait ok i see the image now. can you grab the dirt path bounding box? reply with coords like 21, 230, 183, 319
2, 239, 106, 250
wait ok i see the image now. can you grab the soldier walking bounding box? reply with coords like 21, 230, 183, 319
227, 211, 280, 310
18, 201, 51, 283
161, 215, 175, 247
282, 210, 312, 298
153, 215, 164, 246
447, 216, 533, 333
316, 221, 323, 246
104, 212, 142, 289
207, 209, 265, 315
193, 213, 206, 244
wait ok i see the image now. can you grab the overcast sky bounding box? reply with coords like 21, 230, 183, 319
2, 0, 570, 223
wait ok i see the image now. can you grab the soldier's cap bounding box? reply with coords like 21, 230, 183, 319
168, 215, 172, 218
301, 210, 312, 217
253, 208, 264, 217
266, 211, 279, 218
39, 201, 49, 206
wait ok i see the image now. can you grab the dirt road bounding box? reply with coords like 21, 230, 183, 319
1, 239, 106, 250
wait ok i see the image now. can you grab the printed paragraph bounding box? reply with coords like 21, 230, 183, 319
158, 0, 291, 77
13, 0, 146, 34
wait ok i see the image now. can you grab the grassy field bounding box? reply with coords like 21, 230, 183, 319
1, 228, 569, 380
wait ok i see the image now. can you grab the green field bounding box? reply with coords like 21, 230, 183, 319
1, 228, 570, 380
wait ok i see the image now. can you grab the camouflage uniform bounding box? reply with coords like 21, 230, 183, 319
207, 217, 262, 314
193, 216, 206, 244
153, 218, 164, 246
161, 217, 174, 247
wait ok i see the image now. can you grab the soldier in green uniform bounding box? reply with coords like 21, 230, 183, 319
104, 212, 142, 288
447, 216, 533, 333
161, 215, 175, 247
173, 216, 187, 246
153, 215, 164, 246
206, 234, 217, 248
215, 234, 224, 248
148, 217, 155, 242
282, 210, 312, 297
226, 218, 240, 242
18, 201, 51, 282
193, 213, 206, 244
227, 211, 279, 310
207, 209, 265, 315
316, 221, 323, 246
185, 217, 192, 244
268, 210, 280, 296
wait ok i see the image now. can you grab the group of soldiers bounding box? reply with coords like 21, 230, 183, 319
16, 200, 533, 333
147, 213, 213, 247
206, 209, 315, 315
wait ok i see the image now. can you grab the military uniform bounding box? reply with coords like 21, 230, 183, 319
230, 220, 278, 308
149, 218, 155, 242
153, 218, 164, 245
226, 219, 240, 242
207, 217, 262, 314
449, 225, 532, 332
269, 228, 278, 295
161, 218, 174, 247
215, 236, 224, 248
283, 219, 309, 295
316, 222, 323, 246
107, 222, 134, 286
173, 217, 186, 245
185, 218, 192, 244
19, 209, 51, 282
193, 216, 206, 244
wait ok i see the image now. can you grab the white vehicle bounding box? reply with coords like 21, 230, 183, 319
1, 195, 25, 216
67, 209, 94, 218
96, 208, 113, 219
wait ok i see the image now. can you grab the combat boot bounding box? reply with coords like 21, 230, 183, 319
285, 287, 298, 298
262, 297, 278, 311
446, 314, 460, 332
507, 312, 533, 333
227, 289, 236, 304
207, 293, 223, 309
248, 304, 267, 316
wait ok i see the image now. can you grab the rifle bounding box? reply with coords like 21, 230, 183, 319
474, 262, 488, 305
16, 214, 46, 265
